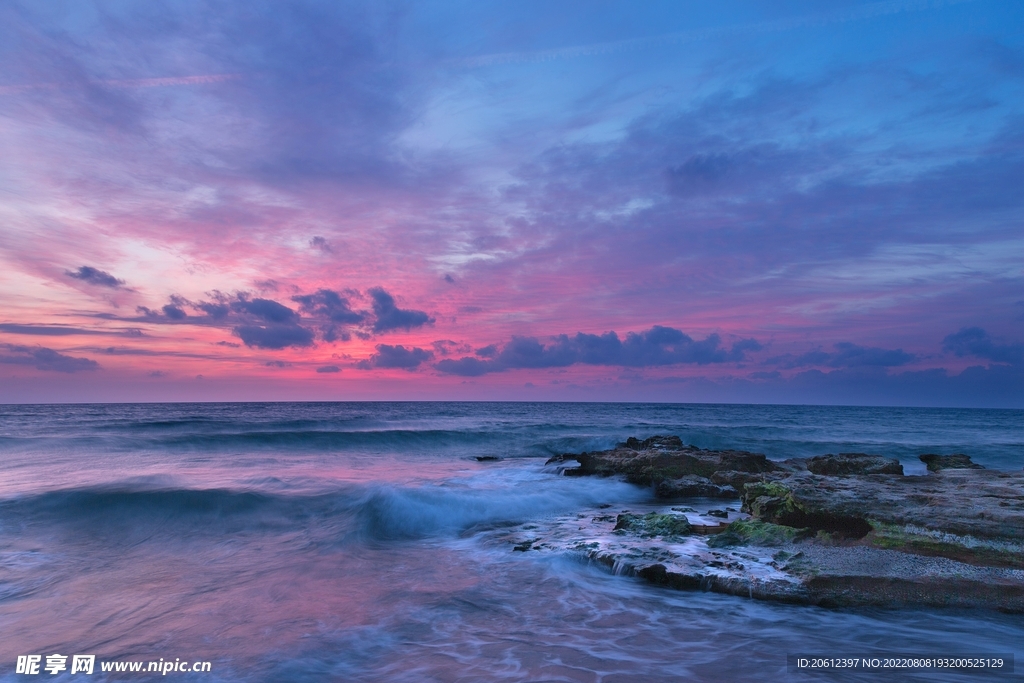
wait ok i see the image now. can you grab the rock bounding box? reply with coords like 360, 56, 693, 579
654, 475, 738, 499
743, 470, 1024, 543
807, 453, 903, 476
560, 436, 776, 496
624, 435, 683, 451
919, 453, 984, 472
706, 509, 729, 518
545, 452, 579, 465
707, 519, 803, 547
476, 455, 502, 462
613, 512, 692, 538
522, 438, 1024, 612
709, 470, 774, 489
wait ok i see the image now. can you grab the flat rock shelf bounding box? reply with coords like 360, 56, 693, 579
523, 436, 1024, 611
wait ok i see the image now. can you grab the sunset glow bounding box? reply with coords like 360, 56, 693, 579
1, 0, 1022, 404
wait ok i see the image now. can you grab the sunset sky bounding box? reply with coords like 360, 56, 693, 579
1, 0, 1022, 405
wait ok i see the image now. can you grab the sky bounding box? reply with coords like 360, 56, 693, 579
1, 0, 1022, 406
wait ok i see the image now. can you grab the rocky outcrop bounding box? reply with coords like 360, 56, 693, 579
654, 475, 736, 499
540, 435, 1024, 611
919, 453, 985, 472
549, 437, 776, 496
806, 453, 903, 475
741, 470, 1024, 543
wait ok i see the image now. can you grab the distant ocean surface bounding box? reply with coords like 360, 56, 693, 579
1, 402, 1022, 682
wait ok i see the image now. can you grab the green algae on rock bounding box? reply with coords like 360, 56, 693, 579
613, 512, 692, 539
707, 519, 805, 547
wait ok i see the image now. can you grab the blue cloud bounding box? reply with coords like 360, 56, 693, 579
233, 324, 314, 350
65, 266, 126, 289
770, 343, 915, 369
231, 297, 299, 324
0, 344, 100, 373
943, 327, 1024, 365
358, 344, 433, 370
292, 289, 364, 324
435, 326, 761, 375
369, 287, 433, 333
162, 304, 188, 320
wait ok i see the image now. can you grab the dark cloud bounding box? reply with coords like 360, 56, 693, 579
198, 302, 231, 320
108, 290, 341, 349
234, 324, 314, 350
231, 297, 299, 323
227, 296, 314, 348
136, 298, 192, 322
434, 356, 492, 377
828, 342, 915, 368
265, 360, 291, 367
65, 266, 126, 289
369, 287, 433, 333
769, 342, 916, 369
162, 304, 188, 320
291, 288, 365, 342
444, 274, 455, 284
291, 289, 364, 324
942, 327, 1024, 365
316, 365, 340, 373
0, 344, 100, 373
358, 344, 433, 370
435, 326, 761, 376
309, 236, 332, 253
475, 344, 498, 358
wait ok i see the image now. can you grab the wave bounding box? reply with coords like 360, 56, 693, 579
352, 477, 641, 541
0, 475, 645, 544
0, 485, 337, 534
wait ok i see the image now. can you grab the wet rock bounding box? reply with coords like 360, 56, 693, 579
476, 455, 502, 462
526, 437, 1024, 612
497, 489, 1024, 611
709, 470, 775, 490
654, 475, 737, 499
624, 435, 683, 451
919, 453, 984, 472
613, 512, 692, 539
743, 470, 1024, 542
560, 436, 776, 495
707, 519, 803, 547
706, 509, 729, 518
807, 453, 903, 476
742, 480, 874, 539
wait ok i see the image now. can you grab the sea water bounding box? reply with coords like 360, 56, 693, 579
0, 402, 1021, 682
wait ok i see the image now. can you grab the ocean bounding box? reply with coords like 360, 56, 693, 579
1, 402, 1022, 682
